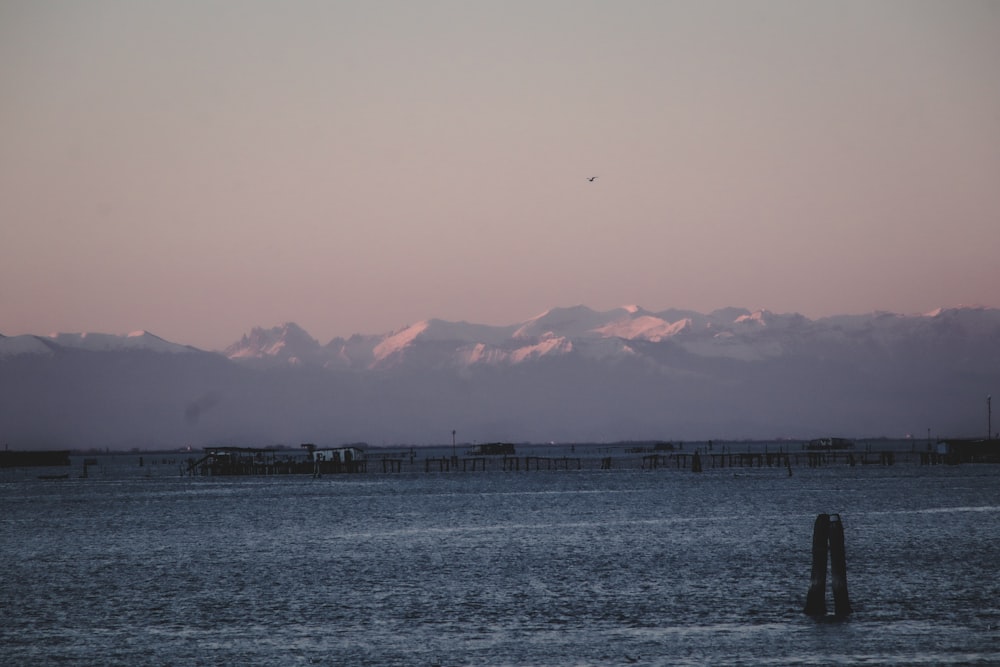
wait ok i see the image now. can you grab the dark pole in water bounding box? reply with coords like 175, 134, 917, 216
805, 513, 852, 618
828, 514, 851, 616
804, 514, 829, 616
988, 395, 992, 442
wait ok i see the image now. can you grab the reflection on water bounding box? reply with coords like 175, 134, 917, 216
2, 461, 999, 666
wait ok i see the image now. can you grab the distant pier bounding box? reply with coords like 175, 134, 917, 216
6, 438, 995, 480
159, 440, 1000, 477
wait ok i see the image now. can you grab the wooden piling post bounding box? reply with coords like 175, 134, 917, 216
828, 514, 852, 616
804, 514, 830, 616
805, 512, 852, 617
691, 451, 702, 473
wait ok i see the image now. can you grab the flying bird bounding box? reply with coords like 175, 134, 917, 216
587, 176, 598, 182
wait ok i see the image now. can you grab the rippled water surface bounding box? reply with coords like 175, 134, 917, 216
3, 458, 1000, 665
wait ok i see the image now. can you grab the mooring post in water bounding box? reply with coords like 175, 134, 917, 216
804, 513, 830, 616
691, 451, 702, 473
828, 514, 852, 616
804, 512, 852, 617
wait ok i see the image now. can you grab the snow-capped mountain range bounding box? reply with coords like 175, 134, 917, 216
2, 305, 998, 448
219, 305, 1000, 369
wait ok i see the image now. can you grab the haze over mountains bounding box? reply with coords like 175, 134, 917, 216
2, 305, 997, 449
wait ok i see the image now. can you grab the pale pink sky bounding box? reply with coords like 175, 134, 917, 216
2, 1, 998, 350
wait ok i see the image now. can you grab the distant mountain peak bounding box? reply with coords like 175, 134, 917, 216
372, 321, 430, 365
593, 314, 689, 342
40, 331, 194, 354
225, 321, 321, 364
515, 304, 615, 340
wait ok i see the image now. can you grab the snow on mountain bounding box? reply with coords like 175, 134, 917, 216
732, 309, 811, 331
225, 322, 323, 366
417, 318, 520, 344
514, 305, 641, 339
44, 331, 196, 354
371, 321, 430, 365
702, 307, 753, 327
222, 318, 533, 370
458, 333, 638, 366
593, 314, 691, 342
459, 342, 503, 366
509, 333, 574, 363
221, 304, 1000, 371
4, 304, 999, 447
360, 318, 520, 368
9, 305, 996, 371
734, 310, 769, 326
689, 310, 811, 359
369, 309, 664, 368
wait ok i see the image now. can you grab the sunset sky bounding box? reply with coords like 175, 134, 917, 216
2, 0, 998, 350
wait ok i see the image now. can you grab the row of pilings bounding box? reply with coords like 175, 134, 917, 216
361, 448, 926, 475
128, 445, 959, 478
197, 441, 982, 476
16, 444, 968, 480
419, 455, 583, 473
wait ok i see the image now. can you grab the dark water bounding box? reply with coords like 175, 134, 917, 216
3, 459, 999, 666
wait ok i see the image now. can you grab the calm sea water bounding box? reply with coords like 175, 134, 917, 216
2, 452, 999, 666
